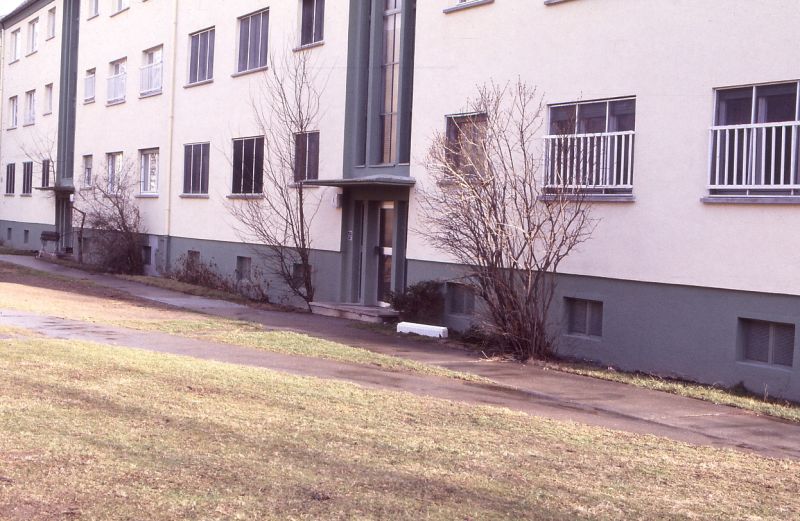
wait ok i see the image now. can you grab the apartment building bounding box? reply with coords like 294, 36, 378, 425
0, 0, 63, 249
1, 0, 800, 401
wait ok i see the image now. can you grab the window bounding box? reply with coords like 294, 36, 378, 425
47, 8, 56, 39
22, 162, 33, 195
5, 164, 15, 194
142, 245, 152, 266
106, 152, 122, 191
88, 0, 99, 18
82, 155, 93, 187
8, 97, 18, 128
141, 46, 163, 95
300, 0, 324, 46
710, 82, 800, 195
292, 262, 308, 287
44, 83, 53, 115
186, 250, 201, 270
6, 228, 11, 241
10, 29, 20, 61
237, 9, 269, 73
232, 137, 264, 194
566, 298, 603, 338
183, 143, 210, 194
446, 113, 487, 178
379, 0, 402, 164
236, 256, 252, 282
447, 283, 475, 316
107, 59, 127, 103
42, 159, 51, 188
741, 319, 795, 368
294, 132, 319, 182
27, 18, 38, 54
24, 90, 35, 126
23, 230, 29, 244
140, 149, 158, 194
545, 98, 636, 193
112, 0, 129, 14
84, 69, 96, 102
188, 28, 215, 84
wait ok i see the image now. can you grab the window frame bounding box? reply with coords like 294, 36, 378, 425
21, 161, 33, 195
23, 90, 36, 126
8, 96, 18, 128
106, 152, 123, 192
236, 9, 270, 74
41, 159, 51, 188
739, 318, 796, 368
46, 7, 56, 39
139, 148, 159, 194
299, 0, 325, 47
27, 18, 39, 55
182, 142, 210, 195
82, 155, 93, 187
565, 297, 604, 339
231, 136, 264, 195
187, 27, 215, 85
5, 164, 15, 195
10, 29, 20, 62
293, 131, 320, 182
43, 83, 53, 115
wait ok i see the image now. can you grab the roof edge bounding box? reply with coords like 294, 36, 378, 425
1, 0, 55, 29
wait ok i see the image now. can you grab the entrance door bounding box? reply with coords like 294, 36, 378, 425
377, 202, 395, 305
55, 194, 73, 253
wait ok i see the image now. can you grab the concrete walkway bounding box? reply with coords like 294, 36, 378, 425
3, 254, 800, 461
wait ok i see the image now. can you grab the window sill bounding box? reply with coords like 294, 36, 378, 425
544, 0, 578, 5
563, 332, 603, 342
231, 66, 268, 79
20, 194, 32, 197
736, 360, 794, 373
110, 7, 129, 17
8, 59, 19, 65
139, 90, 163, 99
179, 194, 209, 199
227, 194, 265, 199
25, 50, 38, 58
291, 182, 319, 189
22, 122, 35, 127
106, 99, 126, 107
79, 186, 94, 191
87, 13, 99, 21
4, 194, 15, 197
84, 98, 95, 105
293, 40, 324, 52
43, 111, 52, 116
7, 126, 17, 131
701, 196, 800, 205
45, 35, 55, 42
184, 79, 213, 89
539, 194, 635, 203
443, 0, 494, 14
136, 193, 159, 199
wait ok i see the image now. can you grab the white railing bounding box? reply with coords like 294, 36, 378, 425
709, 122, 800, 192
107, 72, 127, 103
84, 76, 95, 101
139, 61, 163, 95
543, 131, 635, 192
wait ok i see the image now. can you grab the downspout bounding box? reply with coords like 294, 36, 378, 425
0, 26, 6, 185
163, 0, 180, 272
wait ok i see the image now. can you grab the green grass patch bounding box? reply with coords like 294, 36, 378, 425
0, 336, 797, 520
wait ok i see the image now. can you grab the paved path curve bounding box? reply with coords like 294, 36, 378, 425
2, 254, 800, 461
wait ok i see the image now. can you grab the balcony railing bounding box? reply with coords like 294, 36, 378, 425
107, 72, 127, 104
709, 122, 800, 195
140, 61, 163, 95
543, 131, 635, 193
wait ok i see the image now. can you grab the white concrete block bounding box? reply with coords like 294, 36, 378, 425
397, 322, 448, 338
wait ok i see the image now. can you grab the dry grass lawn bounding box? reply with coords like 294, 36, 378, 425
0, 262, 482, 382
0, 332, 798, 520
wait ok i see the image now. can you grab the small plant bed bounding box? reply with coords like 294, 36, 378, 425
538, 359, 800, 423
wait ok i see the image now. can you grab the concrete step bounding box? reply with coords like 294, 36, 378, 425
310, 302, 400, 324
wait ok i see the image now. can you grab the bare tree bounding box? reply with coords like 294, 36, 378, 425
74, 158, 147, 274
227, 49, 327, 309
418, 80, 596, 360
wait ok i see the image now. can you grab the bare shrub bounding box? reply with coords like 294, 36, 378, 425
418, 80, 596, 360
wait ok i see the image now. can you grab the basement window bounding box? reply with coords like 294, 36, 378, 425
566, 297, 603, 338
740, 318, 795, 367
446, 283, 475, 316
236, 256, 251, 282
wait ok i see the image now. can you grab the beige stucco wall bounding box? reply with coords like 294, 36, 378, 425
408, 0, 800, 296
